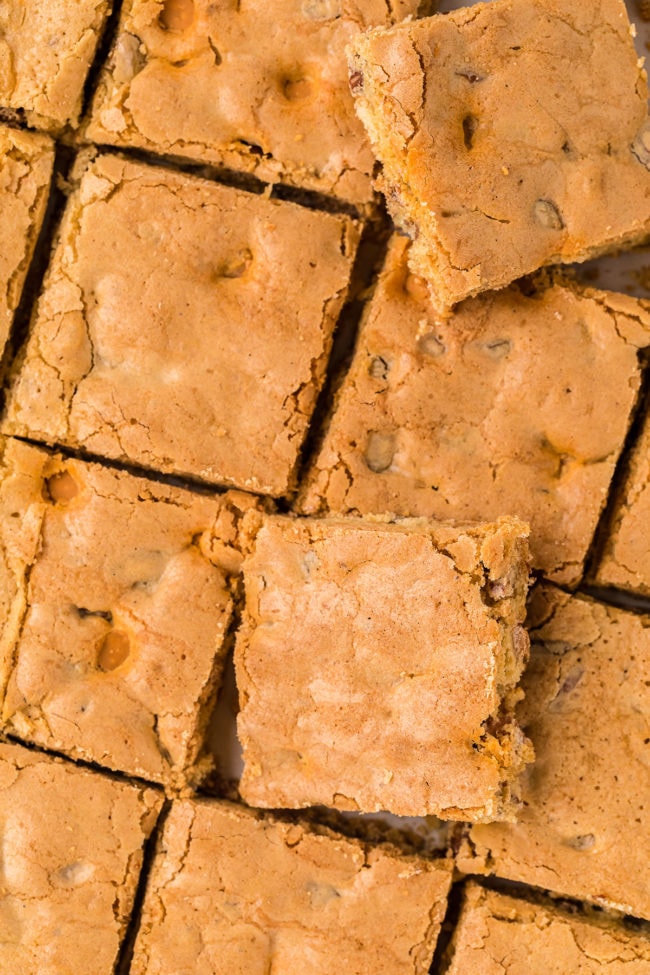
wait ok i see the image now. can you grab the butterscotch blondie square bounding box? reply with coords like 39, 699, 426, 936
0, 737, 162, 975
0, 437, 259, 789
300, 237, 650, 586
457, 587, 650, 920
87, 0, 424, 205
594, 410, 650, 594
130, 798, 453, 975
2, 153, 359, 495
0, 1, 111, 130
0, 125, 53, 357
236, 514, 532, 822
349, 0, 650, 305
446, 884, 650, 975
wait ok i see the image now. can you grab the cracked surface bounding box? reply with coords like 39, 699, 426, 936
349, 0, 650, 305
130, 797, 453, 975
0, 737, 161, 975
595, 410, 650, 594
2, 153, 359, 495
299, 236, 650, 586
235, 513, 532, 821
458, 587, 650, 920
0, 125, 53, 358
445, 884, 650, 974
0, 0, 111, 130
86, 0, 422, 205
0, 437, 261, 789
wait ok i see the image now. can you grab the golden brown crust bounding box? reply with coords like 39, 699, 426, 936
235, 513, 532, 821
131, 797, 453, 975
2, 153, 360, 495
349, 0, 650, 305
458, 588, 650, 920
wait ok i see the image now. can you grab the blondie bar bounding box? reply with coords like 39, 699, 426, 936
300, 237, 650, 585
458, 587, 650, 919
130, 798, 453, 975
2, 153, 359, 495
0, 437, 258, 788
87, 0, 424, 204
349, 0, 650, 305
0, 737, 161, 975
236, 513, 532, 821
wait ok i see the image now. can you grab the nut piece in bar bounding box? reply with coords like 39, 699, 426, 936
594, 410, 650, 595
0, 437, 260, 789
0, 125, 53, 357
235, 513, 533, 821
0, 1, 112, 130
458, 587, 650, 920
2, 154, 359, 496
130, 797, 453, 975
299, 236, 650, 586
87, 0, 424, 205
0, 737, 162, 975
445, 884, 650, 974
349, 0, 650, 305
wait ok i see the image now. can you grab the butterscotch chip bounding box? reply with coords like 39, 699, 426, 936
0, 437, 260, 788
235, 513, 532, 822
0, 125, 53, 356
457, 588, 650, 920
349, 0, 650, 305
2, 154, 359, 495
86, 0, 422, 205
299, 236, 650, 585
0, 737, 162, 975
0, 1, 111, 130
594, 412, 650, 594
446, 884, 650, 974
130, 798, 453, 975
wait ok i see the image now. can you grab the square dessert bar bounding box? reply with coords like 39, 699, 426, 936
0, 437, 260, 789
86, 0, 424, 205
0, 1, 111, 130
0, 737, 162, 975
446, 884, 650, 975
594, 410, 650, 594
235, 514, 532, 822
349, 0, 650, 305
130, 798, 453, 975
457, 587, 650, 920
300, 236, 650, 586
2, 153, 359, 495
0, 125, 54, 356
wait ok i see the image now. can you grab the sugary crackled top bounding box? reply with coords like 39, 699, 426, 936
2, 153, 359, 495
0, 737, 161, 975
349, 0, 650, 304
459, 587, 650, 921
130, 798, 453, 975
236, 514, 532, 821
0, 437, 259, 787
300, 236, 650, 586
446, 885, 650, 974
595, 410, 650, 595
87, 0, 422, 204
0, 125, 54, 356
0, 0, 111, 129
